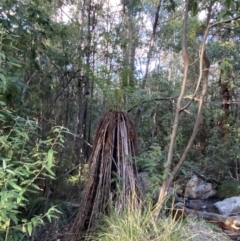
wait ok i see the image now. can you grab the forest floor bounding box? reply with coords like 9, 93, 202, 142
36, 215, 240, 241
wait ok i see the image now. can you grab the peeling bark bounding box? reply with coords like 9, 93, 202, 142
68, 110, 141, 241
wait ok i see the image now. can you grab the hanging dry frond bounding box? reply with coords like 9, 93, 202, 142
68, 110, 142, 241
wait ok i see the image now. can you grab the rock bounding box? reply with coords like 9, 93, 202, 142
196, 184, 216, 199
186, 220, 231, 241
185, 175, 199, 198
185, 175, 216, 199
214, 196, 240, 215
186, 199, 219, 213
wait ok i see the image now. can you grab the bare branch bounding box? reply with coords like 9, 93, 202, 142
153, 0, 190, 219
127, 96, 178, 113
173, 49, 210, 178
172, 3, 212, 181
22, 70, 38, 95
210, 14, 240, 28
180, 5, 212, 112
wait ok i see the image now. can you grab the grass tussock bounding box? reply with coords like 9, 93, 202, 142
87, 203, 191, 241
86, 202, 231, 241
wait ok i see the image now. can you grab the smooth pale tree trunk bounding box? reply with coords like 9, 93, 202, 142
152, 6, 240, 219
153, 0, 211, 219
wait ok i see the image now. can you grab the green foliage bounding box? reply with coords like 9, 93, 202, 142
183, 108, 240, 181
164, 0, 177, 12
217, 180, 240, 199
0, 108, 64, 240
0, 0, 240, 238
220, 57, 233, 81
137, 144, 165, 187
189, 0, 198, 16
216, 0, 240, 20
119, 68, 135, 88
0, 25, 64, 240
93, 65, 141, 111
0, 25, 23, 107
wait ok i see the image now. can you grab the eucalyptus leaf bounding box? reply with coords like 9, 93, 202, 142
8, 180, 22, 191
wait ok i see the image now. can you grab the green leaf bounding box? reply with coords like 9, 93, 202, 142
2, 159, 6, 169
9, 15, 19, 25
47, 149, 54, 168
46, 214, 52, 222
27, 223, 33, 236
1, 188, 7, 205
225, 0, 232, 8
6, 169, 16, 175
163, 161, 168, 168
192, 1, 198, 15
217, 10, 227, 20
0, 74, 7, 91
0, 52, 6, 58
10, 214, 18, 225
8, 180, 22, 191
8, 149, 13, 159
9, 61, 21, 67
45, 165, 55, 177
22, 225, 26, 233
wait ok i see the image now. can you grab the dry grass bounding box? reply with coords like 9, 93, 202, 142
86, 204, 231, 241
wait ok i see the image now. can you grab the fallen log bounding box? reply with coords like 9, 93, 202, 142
174, 202, 240, 232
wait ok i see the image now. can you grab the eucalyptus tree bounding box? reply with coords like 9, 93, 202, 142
152, 0, 240, 217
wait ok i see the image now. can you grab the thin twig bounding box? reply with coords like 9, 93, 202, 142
127, 96, 178, 112
22, 70, 38, 95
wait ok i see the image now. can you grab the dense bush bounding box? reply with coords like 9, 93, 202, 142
0, 26, 62, 240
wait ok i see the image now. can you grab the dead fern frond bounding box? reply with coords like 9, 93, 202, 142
68, 110, 142, 241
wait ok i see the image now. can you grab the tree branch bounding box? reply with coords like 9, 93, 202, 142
173, 49, 210, 178
153, 0, 190, 219
127, 96, 178, 113
172, 5, 212, 174
210, 14, 240, 28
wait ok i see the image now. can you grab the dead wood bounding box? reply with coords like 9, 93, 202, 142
67, 110, 142, 241
174, 202, 240, 232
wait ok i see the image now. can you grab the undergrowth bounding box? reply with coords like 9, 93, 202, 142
85, 201, 231, 241
86, 203, 191, 241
